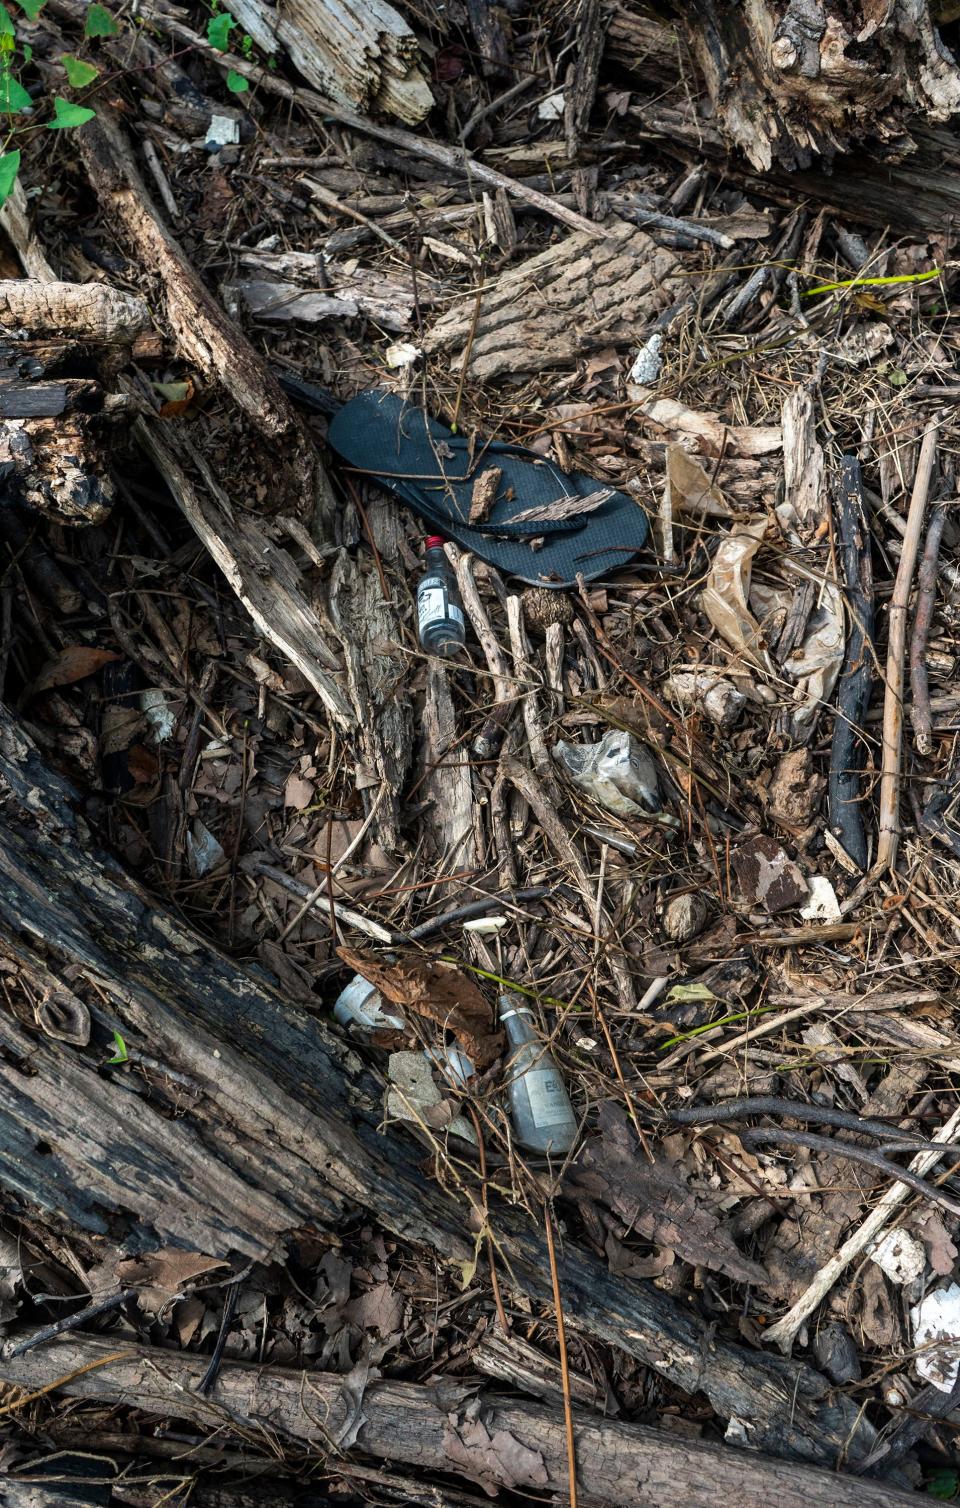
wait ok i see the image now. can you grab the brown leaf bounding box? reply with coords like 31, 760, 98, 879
916, 1211, 959, 1277
567, 1103, 767, 1285
30, 646, 122, 696
116, 1249, 228, 1317
443, 1402, 549, 1496
284, 772, 315, 809
338, 948, 503, 1069
346, 1280, 403, 1337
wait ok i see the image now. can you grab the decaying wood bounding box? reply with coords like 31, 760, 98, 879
133, 419, 354, 731
222, 0, 432, 123
0, 279, 149, 348
0, 410, 119, 526
425, 222, 684, 381
0, 1337, 917, 1508
677, 0, 960, 171
77, 107, 327, 503
0, 703, 880, 1469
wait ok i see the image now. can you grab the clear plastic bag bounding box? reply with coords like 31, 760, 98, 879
553, 730, 659, 818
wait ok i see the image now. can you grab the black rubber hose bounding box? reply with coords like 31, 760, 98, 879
828, 455, 875, 871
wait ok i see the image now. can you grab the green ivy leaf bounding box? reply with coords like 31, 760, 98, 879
927, 1469, 959, 1501
0, 5, 14, 34
0, 148, 19, 207
0, 73, 31, 112
105, 1028, 129, 1065
225, 67, 248, 92
13, 0, 45, 19
47, 93, 95, 127
84, 2, 118, 36
207, 11, 235, 50
61, 53, 99, 86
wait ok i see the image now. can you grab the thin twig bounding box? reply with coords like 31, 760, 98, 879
2, 1291, 135, 1361
910, 500, 949, 756
0, 1352, 128, 1415
543, 1202, 578, 1508
877, 422, 938, 874
739, 1126, 960, 1219
467, 1106, 510, 1336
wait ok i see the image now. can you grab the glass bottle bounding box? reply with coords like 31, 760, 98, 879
498, 994, 577, 1155
417, 536, 466, 657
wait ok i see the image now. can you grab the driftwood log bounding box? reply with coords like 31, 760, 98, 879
0, 700, 880, 1473
0, 1335, 919, 1508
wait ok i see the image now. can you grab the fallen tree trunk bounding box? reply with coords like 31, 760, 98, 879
0, 1335, 918, 1508
0, 700, 878, 1470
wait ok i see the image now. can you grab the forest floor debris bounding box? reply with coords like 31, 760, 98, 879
2, 1, 960, 1505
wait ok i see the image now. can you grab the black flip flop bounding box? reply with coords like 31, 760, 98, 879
320, 387, 649, 588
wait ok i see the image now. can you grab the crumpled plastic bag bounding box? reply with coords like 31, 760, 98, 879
553, 730, 659, 818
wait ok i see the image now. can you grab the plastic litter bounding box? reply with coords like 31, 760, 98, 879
334, 974, 404, 1033
499, 994, 577, 1154
910, 1283, 960, 1391
553, 729, 659, 818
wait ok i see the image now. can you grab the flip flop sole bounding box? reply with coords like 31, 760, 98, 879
326, 389, 649, 587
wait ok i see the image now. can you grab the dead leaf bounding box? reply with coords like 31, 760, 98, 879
567, 1103, 767, 1285
917, 1211, 959, 1277
443, 1400, 550, 1497
116, 1249, 228, 1317
628, 386, 782, 457
346, 1281, 403, 1336
29, 646, 122, 696
284, 772, 315, 810
666, 443, 730, 518
334, 1354, 378, 1449
701, 517, 773, 673
173, 1295, 206, 1346
339, 948, 503, 1068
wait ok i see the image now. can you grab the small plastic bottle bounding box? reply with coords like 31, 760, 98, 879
498, 994, 577, 1155
417, 536, 466, 657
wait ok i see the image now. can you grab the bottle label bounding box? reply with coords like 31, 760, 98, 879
418, 587, 464, 631
524, 1068, 568, 1128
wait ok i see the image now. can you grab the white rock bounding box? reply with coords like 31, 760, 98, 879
869, 1226, 926, 1285
910, 1283, 960, 1392
800, 875, 842, 924
140, 688, 177, 743
629, 331, 663, 386
205, 113, 240, 148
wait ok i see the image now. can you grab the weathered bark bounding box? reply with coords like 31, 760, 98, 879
0, 280, 149, 348
220, 0, 433, 123
424, 221, 684, 381
608, 4, 960, 232
0, 701, 879, 1470
0, 1335, 919, 1508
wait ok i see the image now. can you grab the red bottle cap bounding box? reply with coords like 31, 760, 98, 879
424, 535, 445, 549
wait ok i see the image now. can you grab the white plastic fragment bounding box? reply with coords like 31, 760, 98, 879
868, 1226, 926, 1285
205, 113, 240, 149
537, 90, 565, 122
462, 915, 509, 934
910, 1283, 960, 1391
799, 876, 842, 924
140, 688, 177, 743
628, 331, 663, 386
333, 974, 404, 1032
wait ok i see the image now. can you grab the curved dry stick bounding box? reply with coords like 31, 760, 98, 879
740, 1126, 960, 1219
877, 423, 938, 874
